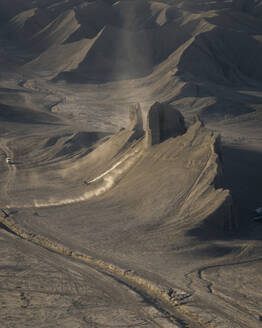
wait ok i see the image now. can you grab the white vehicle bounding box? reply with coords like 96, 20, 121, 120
6, 157, 12, 164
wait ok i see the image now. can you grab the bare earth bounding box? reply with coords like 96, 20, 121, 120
0, 1, 262, 327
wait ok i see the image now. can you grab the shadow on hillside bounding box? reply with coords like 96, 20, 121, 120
187, 145, 262, 241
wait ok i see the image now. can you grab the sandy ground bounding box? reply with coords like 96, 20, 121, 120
0, 1, 262, 327
0, 229, 178, 328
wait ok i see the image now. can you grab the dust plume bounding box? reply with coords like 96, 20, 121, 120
25, 149, 142, 208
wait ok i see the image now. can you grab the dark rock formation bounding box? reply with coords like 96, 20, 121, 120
145, 102, 186, 147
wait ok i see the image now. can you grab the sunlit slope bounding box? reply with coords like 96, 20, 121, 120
1, 0, 260, 126
7, 104, 236, 252
1, 0, 261, 112
3, 0, 260, 83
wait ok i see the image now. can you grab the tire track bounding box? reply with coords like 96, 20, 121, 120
0, 214, 204, 328
0, 139, 16, 204
185, 255, 262, 326
31, 148, 142, 208
0, 229, 171, 328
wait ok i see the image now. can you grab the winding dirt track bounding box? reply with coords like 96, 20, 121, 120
1, 139, 16, 203
0, 213, 199, 328
1, 1, 262, 326
2, 210, 262, 328
0, 136, 186, 326
0, 227, 178, 328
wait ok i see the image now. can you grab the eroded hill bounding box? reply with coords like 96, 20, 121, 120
0, 1, 262, 328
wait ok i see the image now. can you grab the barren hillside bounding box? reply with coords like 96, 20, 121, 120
0, 1, 261, 328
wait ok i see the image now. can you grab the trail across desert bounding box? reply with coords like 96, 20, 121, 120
0, 1, 262, 327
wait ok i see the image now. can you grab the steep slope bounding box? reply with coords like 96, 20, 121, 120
233, 0, 262, 17
5, 102, 236, 236
176, 27, 262, 84
3, 0, 262, 88
23, 32, 103, 78
9, 8, 79, 52
0, 104, 238, 328
1, 1, 262, 327
0, 103, 58, 124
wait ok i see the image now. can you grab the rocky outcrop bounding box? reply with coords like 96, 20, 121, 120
145, 102, 186, 147
127, 103, 144, 139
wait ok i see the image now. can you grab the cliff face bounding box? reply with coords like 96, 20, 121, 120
145, 102, 186, 147
175, 122, 238, 235
142, 102, 237, 233
2, 98, 237, 238
91, 101, 238, 234
0, 95, 241, 327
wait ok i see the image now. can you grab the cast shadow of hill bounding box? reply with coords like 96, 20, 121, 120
179, 0, 232, 13
0, 103, 62, 125
187, 146, 262, 241
168, 80, 262, 122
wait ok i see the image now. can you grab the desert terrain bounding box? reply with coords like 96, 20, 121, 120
0, 0, 262, 327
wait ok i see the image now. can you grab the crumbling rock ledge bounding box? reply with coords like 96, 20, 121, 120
176, 120, 238, 235
126, 102, 237, 234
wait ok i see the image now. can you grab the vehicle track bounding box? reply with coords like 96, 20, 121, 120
31, 147, 142, 208
0, 139, 16, 205
0, 213, 205, 328
185, 254, 262, 327
0, 228, 174, 328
